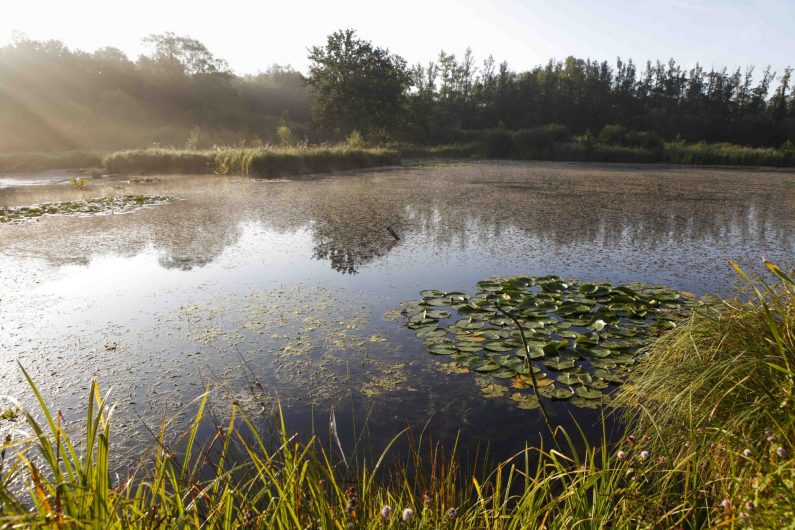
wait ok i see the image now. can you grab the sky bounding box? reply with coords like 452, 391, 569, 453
1, 0, 793, 78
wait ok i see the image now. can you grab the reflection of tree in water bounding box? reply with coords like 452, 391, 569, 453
305, 179, 407, 274
1, 166, 792, 276
151, 207, 245, 271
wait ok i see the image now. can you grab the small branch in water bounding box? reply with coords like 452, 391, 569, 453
330, 406, 348, 467
387, 226, 400, 241
495, 304, 555, 435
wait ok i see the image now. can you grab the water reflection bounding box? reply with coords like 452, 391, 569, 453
0, 164, 792, 283
0, 162, 793, 464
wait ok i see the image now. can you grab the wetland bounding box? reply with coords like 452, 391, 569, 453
1, 161, 793, 463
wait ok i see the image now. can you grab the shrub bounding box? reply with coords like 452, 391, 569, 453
625, 130, 664, 150
598, 124, 627, 146
475, 128, 514, 158
513, 128, 555, 158
276, 120, 294, 146
346, 130, 366, 149
542, 123, 572, 143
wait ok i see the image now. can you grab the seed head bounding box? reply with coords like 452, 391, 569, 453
616, 450, 626, 460
776, 447, 787, 458
401, 508, 414, 522
720, 499, 731, 511
446, 507, 458, 520
742, 448, 753, 458
639, 450, 649, 461
380, 505, 392, 521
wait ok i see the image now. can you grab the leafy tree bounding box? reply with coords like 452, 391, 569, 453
140, 32, 230, 76
307, 29, 411, 137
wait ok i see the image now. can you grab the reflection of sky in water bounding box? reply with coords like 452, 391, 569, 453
0, 162, 793, 461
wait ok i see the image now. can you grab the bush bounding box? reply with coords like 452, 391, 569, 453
475, 128, 514, 158
598, 124, 627, 146
625, 130, 664, 150
276, 121, 294, 146
513, 128, 555, 158
346, 130, 366, 149
542, 123, 572, 143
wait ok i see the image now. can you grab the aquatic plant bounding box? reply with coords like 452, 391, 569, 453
68, 177, 88, 189
400, 276, 700, 409
0, 195, 172, 223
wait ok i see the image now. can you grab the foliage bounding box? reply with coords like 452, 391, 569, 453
276, 119, 294, 146
68, 177, 88, 189
614, 261, 795, 527
307, 29, 411, 138
0, 36, 310, 151
397, 131, 795, 166
345, 130, 365, 149
400, 277, 698, 411
0, 195, 171, 223
103, 146, 400, 177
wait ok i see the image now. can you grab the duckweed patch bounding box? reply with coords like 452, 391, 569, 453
0, 195, 172, 223
401, 275, 701, 411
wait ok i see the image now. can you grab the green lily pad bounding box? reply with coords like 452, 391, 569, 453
402, 274, 701, 409
510, 392, 540, 409
574, 386, 603, 399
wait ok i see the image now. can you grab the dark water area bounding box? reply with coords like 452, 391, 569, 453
0, 161, 793, 467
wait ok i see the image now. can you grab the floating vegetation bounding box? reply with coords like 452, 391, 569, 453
0, 195, 172, 223
401, 276, 701, 410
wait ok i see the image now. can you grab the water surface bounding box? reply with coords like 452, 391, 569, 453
1, 161, 793, 460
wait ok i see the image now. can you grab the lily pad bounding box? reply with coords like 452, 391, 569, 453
402, 274, 701, 411
574, 386, 603, 399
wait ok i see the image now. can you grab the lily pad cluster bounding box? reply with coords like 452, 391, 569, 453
401, 276, 700, 410
0, 195, 172, 223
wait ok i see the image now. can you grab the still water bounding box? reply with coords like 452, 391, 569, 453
1, 161, 793, 461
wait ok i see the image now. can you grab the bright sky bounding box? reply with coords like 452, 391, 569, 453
2, 0, 793, 78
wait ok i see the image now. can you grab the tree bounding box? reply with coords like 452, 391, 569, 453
307, 29, 411, 138
141, 32, 230, 76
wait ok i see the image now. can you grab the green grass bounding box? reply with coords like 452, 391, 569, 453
103, 146, 401, 177
0, 263, 792, 528
398, 140, 795, 167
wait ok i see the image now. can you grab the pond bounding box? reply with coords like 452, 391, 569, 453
0, 161, 793, 464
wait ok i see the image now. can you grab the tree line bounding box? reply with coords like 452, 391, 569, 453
0, 33, 311, 151
0, 30, 792, 152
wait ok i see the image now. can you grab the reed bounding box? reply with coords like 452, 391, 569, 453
102, 146, 400, 177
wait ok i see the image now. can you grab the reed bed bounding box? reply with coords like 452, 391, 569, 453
0, 263, 792, 528
399, 139, 795, 167
102, 147, 401, 177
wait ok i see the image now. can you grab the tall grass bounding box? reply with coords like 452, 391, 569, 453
613, 260, 795, 527
0, 263, 792, 528
398, 136, 795, 167
103, 146, 401, 177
